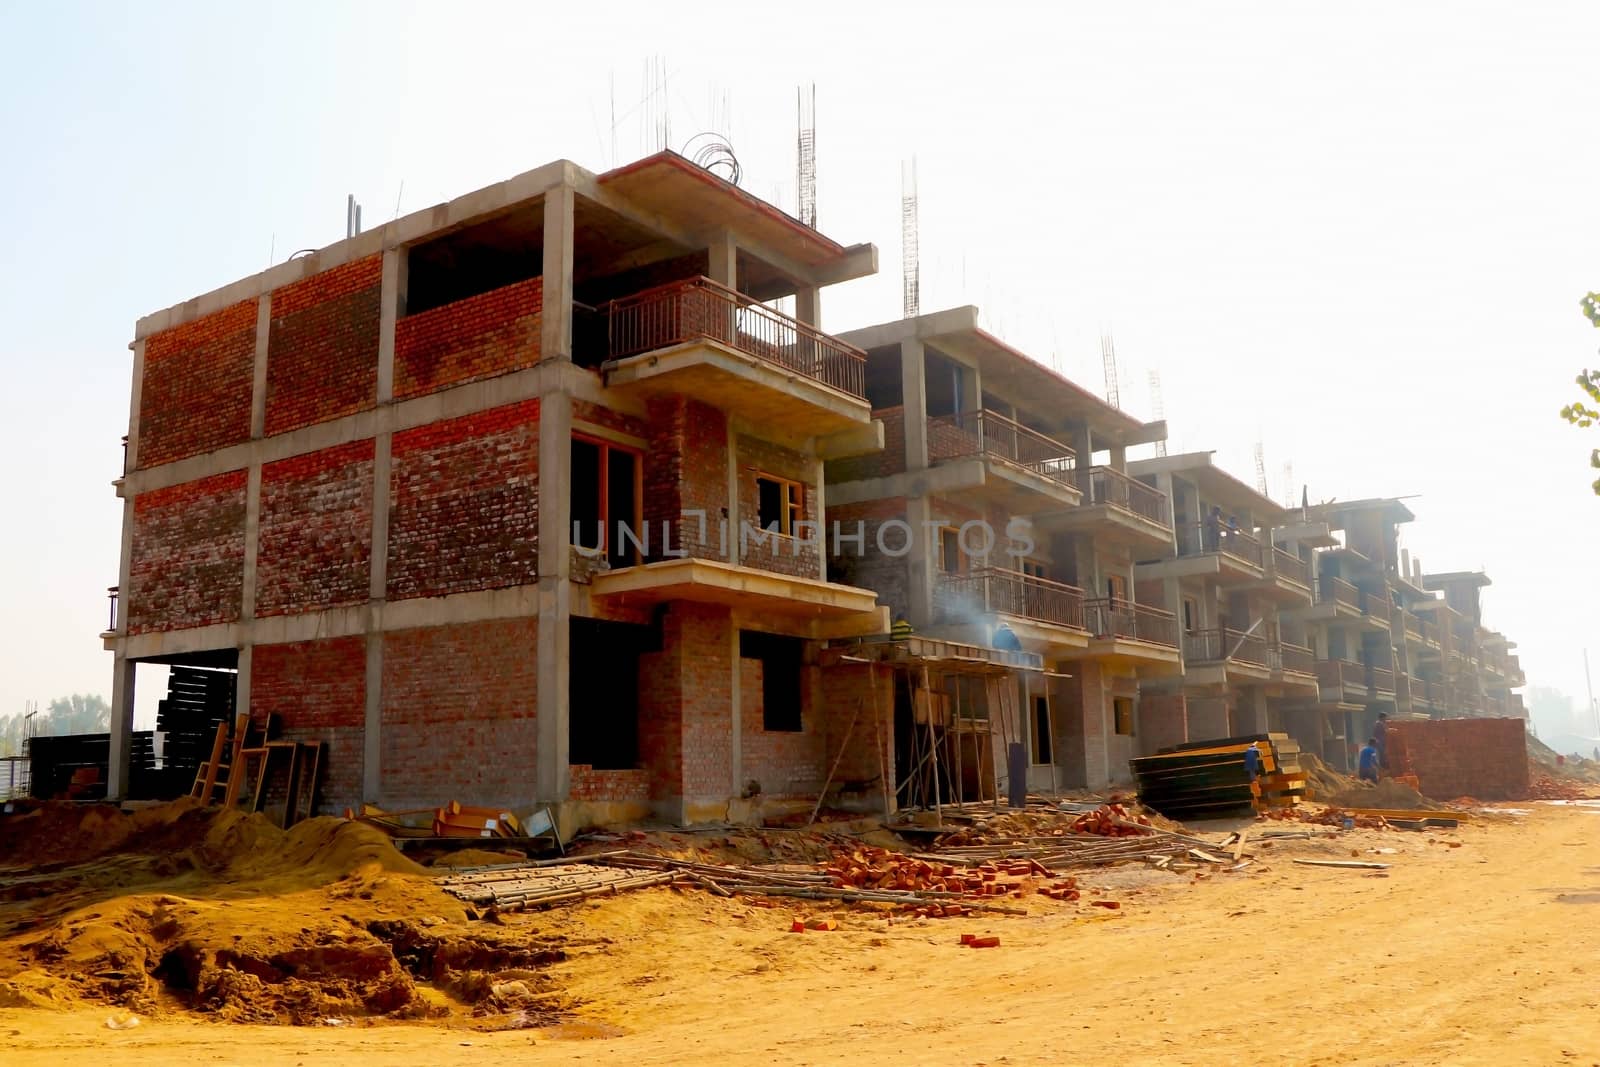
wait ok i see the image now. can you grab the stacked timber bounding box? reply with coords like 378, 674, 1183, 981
1131, 734, 1307, 819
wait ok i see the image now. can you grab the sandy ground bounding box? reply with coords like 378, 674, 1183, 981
6, 803, 1600, 1065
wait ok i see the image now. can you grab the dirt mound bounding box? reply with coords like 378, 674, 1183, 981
1323, 779, 1435, 810
1300, 753, 1357, 798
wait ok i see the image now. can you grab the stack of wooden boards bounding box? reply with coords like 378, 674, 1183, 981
348, 802, 563, 854
25, 731, 156, 800
1130, 733, 1308, 819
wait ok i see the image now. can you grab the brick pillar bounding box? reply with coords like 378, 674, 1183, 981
1187, 695, 1229, 740
1058, 662, 1111, 789
639, 603, 734, 824
1138, 691, 1187, 755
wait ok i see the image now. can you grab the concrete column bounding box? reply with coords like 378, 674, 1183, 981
541, 185, 576, 361
535, 389, 574, 804
236, 643, 253, 723
727, 425, 741, 565
125, 340, 146, 471
729, 627, 742, 797
377, 248, 404, 404
106, 656, 136, 800
1236, 687, 1269, 734
1078, 663, 1111, 789
795, 286, 820, 328
905, 495, 935, 629
899, 339, 929, 470
957, 358, 980, 415
707, 230, 738, 289
240, 463, 262, 620
1072, 425, 1094, 495
369, 433, 391, 600
250, 297, 270, 439
1108, 444, 1127, 473
364, 632, 383, 802
814, 457, 827, 582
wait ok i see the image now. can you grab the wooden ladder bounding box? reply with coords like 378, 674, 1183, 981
189, 713, 249, 805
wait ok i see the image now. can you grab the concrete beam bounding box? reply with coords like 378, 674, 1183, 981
836, 306, 980, 353
250, 297, 271, 439
377, 249, 403, 403
814, 419, 884, 461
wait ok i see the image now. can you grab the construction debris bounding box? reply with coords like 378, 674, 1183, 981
1293, 859, 1391, 871
436, 861, 674, 910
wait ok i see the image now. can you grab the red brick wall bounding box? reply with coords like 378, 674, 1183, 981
138, 299, 257, 468
127, 470, 247, 634
825, 498, 908, 619
826, 406, 905, 483
394, 277, 542, 400
639, 603, 732, 810
379, 619, 538, 810
256, 440, 374, 617
265, 256, 381, 436
737, 434, 820, 578
817, 663, 895, 800
740, 658, 825, 797
1139, 692, 1188, 756
569, 765, 651, 804
1385, 717, 1530, 801
251, 637, 366, 813
644, 396, 728, 562
387, 399, 539, 600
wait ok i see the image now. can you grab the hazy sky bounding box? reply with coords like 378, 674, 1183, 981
1, 1, 1596, 724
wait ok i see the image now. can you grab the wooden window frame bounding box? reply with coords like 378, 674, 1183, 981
755, 472, 805, 538
573, 433, 644, 565
1113, 696, 1135, 737
938, 527, 967, 574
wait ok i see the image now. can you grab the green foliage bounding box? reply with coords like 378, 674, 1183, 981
0, 694, 112, 757
1567, 295, 1600, 494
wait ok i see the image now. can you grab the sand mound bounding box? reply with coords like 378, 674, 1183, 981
1323, 779, 1435, 810
0, 800, 573, 1026
1300, 753, 1357, 798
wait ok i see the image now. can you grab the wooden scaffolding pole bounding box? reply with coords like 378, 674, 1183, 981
921, 664, 943, 825
870, 664, 892, 818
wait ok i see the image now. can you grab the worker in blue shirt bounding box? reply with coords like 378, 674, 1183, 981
1358, 737, 1381, 784
1243, 741, 1262, 783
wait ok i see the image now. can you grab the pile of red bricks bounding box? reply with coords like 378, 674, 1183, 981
1069, 802, 1153, 836
1384, 717, 1530, 801
825, 847, 1079, 910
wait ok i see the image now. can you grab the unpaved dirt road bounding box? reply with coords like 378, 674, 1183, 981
7, 804, 1600, 1066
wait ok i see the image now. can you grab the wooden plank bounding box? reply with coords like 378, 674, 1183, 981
1293, 859, 1390, 870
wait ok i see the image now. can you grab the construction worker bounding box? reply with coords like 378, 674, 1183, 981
1358, 737, 1381, 785
1243, 741, 1262, 784
992, 621, 1023, 651
891, 615, 914, 641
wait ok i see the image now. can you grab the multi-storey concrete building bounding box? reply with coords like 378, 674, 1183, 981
105, 151, 902, 829
1129, 453, 1320, 745
101, 151, 1530, 823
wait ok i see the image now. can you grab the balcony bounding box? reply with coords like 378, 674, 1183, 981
1408, 674, 1436, 711
1313, 575, 1363, 616
934, 567, 1090, 653
601, 276, 870, 438
925, 409, 1081, 509
1141, 523, 1264, 585
1270, 640, 1319, 692
1184, 626, 1272, 682
1045, 467, 1171, 548
1258, 545, 1313, 604
1358, 586, 1393, 631
1049, 598, 1182, 674
1369, 664, 1396, 698
100, 585, 119, 643
1315, 658, 1374, 705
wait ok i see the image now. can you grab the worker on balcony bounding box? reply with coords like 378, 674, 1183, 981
992, 622, 1023, 651
1358, 737, 1381, 785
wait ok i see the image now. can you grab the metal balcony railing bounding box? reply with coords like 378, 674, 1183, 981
105, 586, 119, 634
935, 567, 1086, 631
1184, 626, 1269, 667
1361, 587, 1391, 619
1369, 665, 1396, 695
606, 276, 867, 398
1270, 547, 1311, 588
1319, 575, 1361, 609
1409, 675, 1433, 705
1316, 658, 1367, 690
1176, 523, 1264, 567
925, 410, 1077, 488
1276, 641, 1315, 674
1083, 467, 1169, 525
1084, 598, 1179, 647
